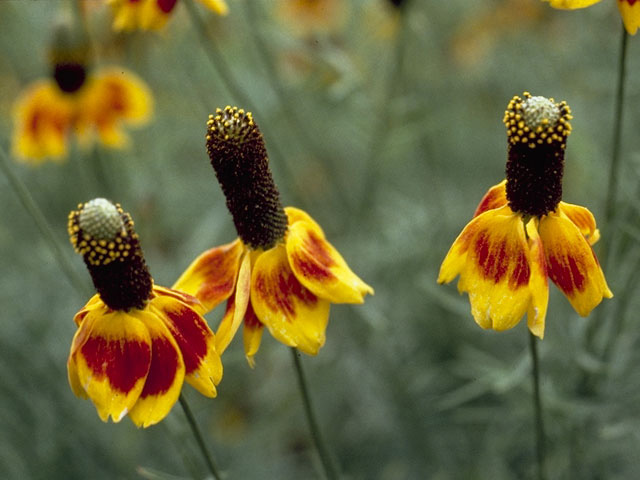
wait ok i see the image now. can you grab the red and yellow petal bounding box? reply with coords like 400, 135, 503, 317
539, 213, 613, 316
128, 310, 185, 427
69, 309, 151, 423
251, 244, 330, 355
140, 0, 177, 31
556, 201, 600, 245
473, 180, 508, 218
12, 81, 75, 163
243, 303, 264, 368
618, 0, 640, 35
215, 252, 252, 354
285, 206, 324, 232
439, 205, 548, 333
546, 0, 603, 9
149, 296, 222, 397
286, 219, 373, 304
173, 239, 245, 314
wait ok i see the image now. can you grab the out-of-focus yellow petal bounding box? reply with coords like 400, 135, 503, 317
525, 220, 549, 339
440, 205, 547, 333
70, 309, 151, 423
556, 201, 600, 245
243, 303, 263, 368
546, 0, 603, 9
618, 0, 640, 35
11, 81, 74, 164
215, 251, 251, 354
150, 295, 222, 398
198, 0, 229, 15
140, 0, 174, 31
286, 219, 373, 303
108, 0, 144, 31
172, 239, 245, 313
473, 180, 508, 218
82, 68, 153, 149
251, 244, 330, 355
128, 310, 185, 428
540, 213, 613, 316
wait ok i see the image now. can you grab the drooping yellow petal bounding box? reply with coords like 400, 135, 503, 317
556, 201, 600, 245
243, 303, 264, 368
173, 239, 245, 313
11, 81, 75, 164
524, 220, 549, 339
539, 212, 613, 316
70, 309, 151, 423
251, 244, 330, 355
215, 251, 251, 354
150, 295, 222, 398
197, 0, 229, 15
140, 0, 174, 31
473, 180, 508, 218
546, 0, 603, 9
286, 219, 373, 304
617, 0, 640, 35
128, 310, 186, 428
108, 0, 145, 31
440, 205, 548, 333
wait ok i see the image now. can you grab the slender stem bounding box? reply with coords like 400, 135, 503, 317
290, 348, 339, 480
0, 147, 90, 298
529, 333, 546, 480
178, 394, 222, 480
182, 0, 303, 205
603, 26, 628, 252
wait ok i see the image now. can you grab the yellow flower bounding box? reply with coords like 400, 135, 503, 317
12, 65, 152, 165
439, 93, 612, 339
173, 107, 373, 366
67, 199, 222, 427
546, 0, 640, 35
108, 0, 229, 31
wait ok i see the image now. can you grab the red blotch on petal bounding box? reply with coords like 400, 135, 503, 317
81, 337, 150, 393
254, 263, 318, 318
547, 254, 586, 294
138, 337, 180, 397
163, 306, 210, 374
510, 251, 531, 288
157, 0, 178, 13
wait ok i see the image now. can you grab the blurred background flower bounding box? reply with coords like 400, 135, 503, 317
108, 0, 229, 31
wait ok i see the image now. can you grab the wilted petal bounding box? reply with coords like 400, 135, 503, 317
540, 213, 613, 316
251, 244, 330, 355
70, 309, 151, 423
286, 219, 373, 304
556, 202, 600, 245
440, 205, 547, 333
243, 303, 264, 368
172, 239, 245, 313
473, 180, 508, 218
150, 296, 222, 398
128, 310, 185, 428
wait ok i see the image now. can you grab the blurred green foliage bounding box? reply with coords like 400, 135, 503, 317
1, 0, 640, 479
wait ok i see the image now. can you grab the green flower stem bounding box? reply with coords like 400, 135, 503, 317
181, 0, 302, 205
178, 394, 222, 480
291, 348, 340, 480
529, 332, 546, 480
0, 146, 90, 298
603, 26, 628, 237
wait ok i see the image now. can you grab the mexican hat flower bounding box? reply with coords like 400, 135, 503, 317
12, 15, 152, 165
438, 93, 612, 338
108, 0, 229, 31
546, 0, 640, 35
173, 106, 373, 366
67, 199, 222, 427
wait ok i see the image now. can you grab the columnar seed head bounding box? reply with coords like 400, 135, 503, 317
68, 199, 152, 310
49, 11, 91, 93
205, 106, 288, 250
504, 93, 572, 217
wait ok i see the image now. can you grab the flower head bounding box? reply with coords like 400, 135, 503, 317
439, 93, 612, 339
173, 106, 373, 366
67, 199, 222, 427
11, 18, 152, 165
546, 0, 640, 35
108, 0, 229, 32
